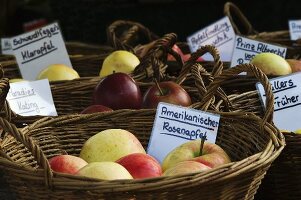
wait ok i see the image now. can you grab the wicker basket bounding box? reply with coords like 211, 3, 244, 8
224, 2, 301, 59
0, 63, 285, 199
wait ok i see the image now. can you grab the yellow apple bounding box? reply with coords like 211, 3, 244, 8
80, 129, 146, 163
36, 64, 80, 81
100, 50, 140, 78
162, 140, 231, 172
9, 78, 27, 83
76, 162, 133, 180
163, 160, 211, 176
250, 53, 292, 76
294, 129, 301, 134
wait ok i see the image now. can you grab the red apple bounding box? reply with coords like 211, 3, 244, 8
80, 105, 113, 114
163, 160, 211, 176
93, 72, 142, 109
142, 81, 192, 109
286, 59, 301, 73
116, 153, 162, 179
167, 44, 204, 62
162, 140, 231, 172
48, 155, 88, 174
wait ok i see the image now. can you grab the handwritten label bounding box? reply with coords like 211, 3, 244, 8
6, 79, 57, 116
186, 16, 235, 61
256, 72, 301, 131
147, 102, 220, 163
1, 38, 13, 55
230, 35, 287, 67
289, 20, 301, 40
10, 22, 72, 80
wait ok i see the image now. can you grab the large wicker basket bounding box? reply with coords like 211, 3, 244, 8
0, 63, 285, 200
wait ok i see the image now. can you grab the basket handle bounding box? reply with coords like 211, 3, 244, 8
224, 2, 257, 35
134, 33, 179, 81
0, 117, 54, 189
199, 63, 274, 123
106, 20, 157, 51
176, 45, 223, 84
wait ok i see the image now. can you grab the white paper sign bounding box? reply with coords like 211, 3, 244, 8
10, 22, 72, 80
289, 20, 301, 40
1, 38, 13, 55
186, 16, 235, 61
147, 102, 220, 163
256, 72, 301, 131
230, 35, 287, 67
6, 79, 57, 116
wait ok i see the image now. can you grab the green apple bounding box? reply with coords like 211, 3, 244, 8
162, 140, 231, 172
36, 64, 80, 81
76, 162, 133, 180
163, 160, 211, 176
294, 129, 301, 134
250, 53, 292, 76
100, 50, 140, 78
80, 129, 146, 163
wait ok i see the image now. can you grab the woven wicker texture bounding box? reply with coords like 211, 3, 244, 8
0, 64, 285, 200
224, 2, 301, 59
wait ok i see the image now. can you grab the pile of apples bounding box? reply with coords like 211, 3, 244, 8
80, 48, 194, 113
48, 128, 231, 180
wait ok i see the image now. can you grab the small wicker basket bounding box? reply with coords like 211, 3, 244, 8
0, 64, 285, 200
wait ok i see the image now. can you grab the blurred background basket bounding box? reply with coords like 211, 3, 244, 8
0, 63, 285, 199
224, 2, 301, 59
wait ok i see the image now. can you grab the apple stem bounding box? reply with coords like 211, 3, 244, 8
154, 78, 164, 96
200, 133, 207, 156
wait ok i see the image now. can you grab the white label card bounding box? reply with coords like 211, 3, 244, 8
289, 20, 301, 40
186, 16, 235, 61
6, 79, 58, 116
147, 102, 220, 164
1, 38, 13, 55
10, 22, 72, 80
230, 35, 287, 67
256, 72, 301, 131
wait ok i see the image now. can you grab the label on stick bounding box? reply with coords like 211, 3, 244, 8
147, 102, 220, 163
230, 35, 287, 67
186, 16, 235, 61
10, 22, 72, 80
6, 79, 57, 116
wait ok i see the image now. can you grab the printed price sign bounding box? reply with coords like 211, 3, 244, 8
186, 16, 235, 61
10, 22, 72, 80
6, 79, 57, 116
147, 102, 220, 163
230, 35, 287, 67
289, 20, 301, 40
1, 38, 13, 55
256, 72, 301, 131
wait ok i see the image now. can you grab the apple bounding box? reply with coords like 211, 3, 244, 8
142, 81, 192, 109
294, 129, 301, 134
80, 129, 146, 163
162, 140, 231, 171
250, 52, 292, 76
167, 44, 203, 62
76, 162, 133, 180
163, 160, 211, 176
100, 50, 140, 78
48, 155, 88, 174
286, 59, 301, 73
93, 72, 142, 110
116, 153, 162, 179
9, 78, 27, 83
36, 64, 80, 81
80, 104, 113, 114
